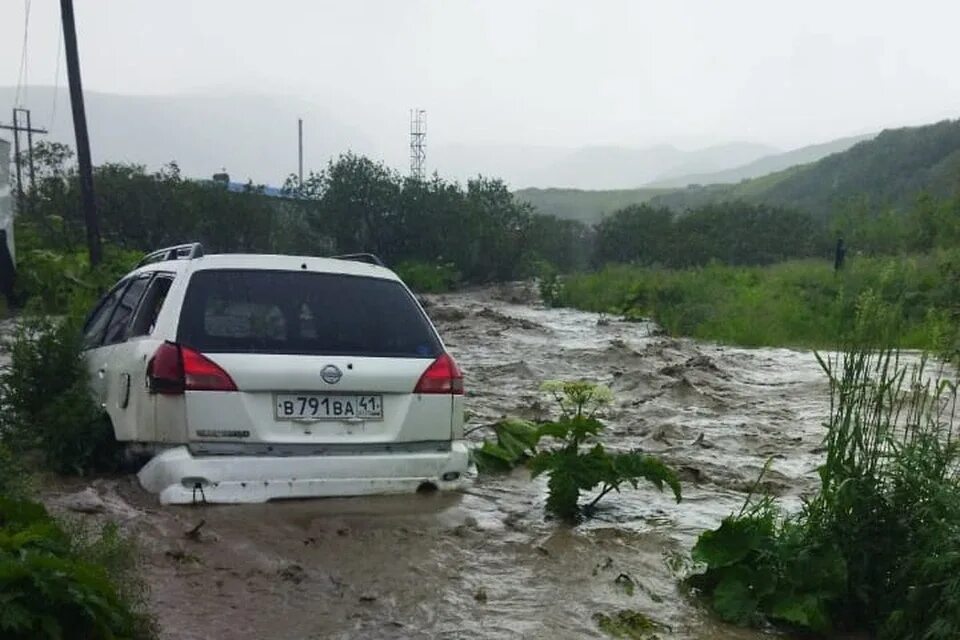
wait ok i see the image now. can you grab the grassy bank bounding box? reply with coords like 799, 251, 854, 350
689, 298, 960, 637
555, 253, 960, 350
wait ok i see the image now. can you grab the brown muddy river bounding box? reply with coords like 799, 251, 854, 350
41, 285, 834, 639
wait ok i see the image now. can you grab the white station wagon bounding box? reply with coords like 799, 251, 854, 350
81, 244, 469, 504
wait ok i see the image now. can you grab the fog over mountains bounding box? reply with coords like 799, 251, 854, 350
2, 86, 868, 190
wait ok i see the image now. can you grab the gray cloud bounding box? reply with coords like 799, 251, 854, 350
2, 0, 958, 177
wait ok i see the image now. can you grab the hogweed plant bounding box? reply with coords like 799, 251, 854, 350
470, 381, 681, 523
529, 381, 681, 523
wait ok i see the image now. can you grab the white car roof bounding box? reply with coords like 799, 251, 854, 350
132, 253, 400, 281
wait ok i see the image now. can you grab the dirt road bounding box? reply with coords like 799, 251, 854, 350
42, 285, 831, 639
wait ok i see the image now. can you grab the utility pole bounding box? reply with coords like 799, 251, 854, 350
298, 118, 304, 187
60, 0, 102, 266
0, 108, 48, 214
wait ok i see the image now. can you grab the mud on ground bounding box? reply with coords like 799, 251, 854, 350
38, 286, 832, 639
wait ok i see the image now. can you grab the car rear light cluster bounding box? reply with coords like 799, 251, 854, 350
414, 353, 464, 395
147, 342, 237, 394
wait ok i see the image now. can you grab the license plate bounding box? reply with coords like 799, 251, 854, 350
274, 394, 384, 421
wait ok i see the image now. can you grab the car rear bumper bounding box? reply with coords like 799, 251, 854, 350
138, 440, 471, 505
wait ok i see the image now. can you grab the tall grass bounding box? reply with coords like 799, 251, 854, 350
556, 253, 960, 350
690, 292, 960, 637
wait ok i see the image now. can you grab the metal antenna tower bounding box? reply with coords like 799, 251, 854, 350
409, 109, 426, 179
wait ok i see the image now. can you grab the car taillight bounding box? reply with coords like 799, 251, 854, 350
414, 353, 464, 395
147, 342, 237, 394
182, 346, 237, 391
147, 342, 184, 394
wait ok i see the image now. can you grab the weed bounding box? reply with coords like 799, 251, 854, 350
529, 381, 681, 523
0, 316, 120, 474
471, 382, 681, 522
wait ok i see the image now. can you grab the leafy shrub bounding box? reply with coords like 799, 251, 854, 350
689, 298, 960, 637
0, 497, 155, 639
535, 260, 562, 307
528, 381, 681, 522
395, 260, 461, 293
690, 492, 846, 632
0, 316, 120, 474
471, 418, 541, 473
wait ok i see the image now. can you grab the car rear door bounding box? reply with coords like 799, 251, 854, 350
174, 269, 458, 448
107, 272, 176, 442
82, 278, 132, 408
96, 273, 153, 439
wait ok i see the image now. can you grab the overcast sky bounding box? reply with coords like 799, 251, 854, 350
3, 0, 959, 156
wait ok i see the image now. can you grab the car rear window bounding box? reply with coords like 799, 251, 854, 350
177, 269, 441, 358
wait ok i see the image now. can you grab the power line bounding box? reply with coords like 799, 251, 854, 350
14, 0, 32, 107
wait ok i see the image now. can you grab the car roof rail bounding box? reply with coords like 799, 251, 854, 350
137, 242, 205, 268
328, 253, 386, 267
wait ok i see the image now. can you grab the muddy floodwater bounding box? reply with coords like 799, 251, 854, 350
40, 286, 836, 639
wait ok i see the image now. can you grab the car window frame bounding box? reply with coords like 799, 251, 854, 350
101, 272, 155, 347
82, 277, 132, 351
127, 272, 176, 339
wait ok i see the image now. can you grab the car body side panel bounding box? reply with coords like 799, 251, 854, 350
103, 337, 164, 441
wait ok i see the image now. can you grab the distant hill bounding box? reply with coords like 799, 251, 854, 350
514, 187, 670, 223
652, 119, 960, 216
0, 86, 373, 185
508, 142, 777, 190
435, 141, 782, 189
648, 133, 876, 188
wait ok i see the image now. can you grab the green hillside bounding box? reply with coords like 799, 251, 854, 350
653, 119, 960, 215
517, 120, 960, 223
513, 187, 670, 223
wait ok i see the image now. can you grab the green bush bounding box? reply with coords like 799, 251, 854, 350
0, 316, 120, 474
395, 260, 461, 293
0, 497, 155, 639
690, 491, 846, 632
689, 295, 960, 637
16, 246, 140, 316
535, 260, 562, 307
